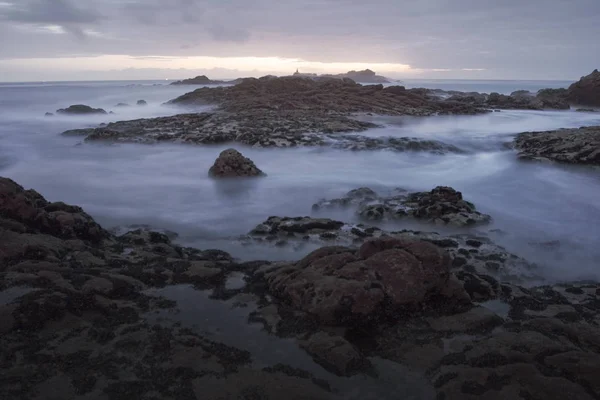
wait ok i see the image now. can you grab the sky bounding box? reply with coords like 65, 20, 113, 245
0, 0, 599, 82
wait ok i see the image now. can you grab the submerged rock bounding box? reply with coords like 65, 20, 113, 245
313, 186, 492, 227
56, 104, 107, 115
208, 148, 266, 178
514, 126, 600, 165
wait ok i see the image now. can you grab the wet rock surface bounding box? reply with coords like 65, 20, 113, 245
2, 175, 600, 400
61, 111, 464, 153
514, 126, 600, 165
208, 148, 266, 178
313, 186, 492, 227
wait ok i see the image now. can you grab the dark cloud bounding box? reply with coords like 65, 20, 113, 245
0, 0, 599, 79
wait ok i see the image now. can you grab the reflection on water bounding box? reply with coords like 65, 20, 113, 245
145, 284, 435, 400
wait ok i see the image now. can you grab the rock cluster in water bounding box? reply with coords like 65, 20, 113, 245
170, 75, 230, 85
514, 126, 600, 165
208, 148, 266, 178
2, 176, 600, 399
56, 104, 108, 115
61, 111, 466, 154
312, 186, 492, 227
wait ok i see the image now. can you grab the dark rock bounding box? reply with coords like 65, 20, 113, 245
299, 332, 371, 376
208, 148, 266, 178
56, 105, 107, 115
266, 238, 455, 326
314, 186, 491, 227
136, 100, 147, 106
44, 112, 54, 117
115, 103, 130, 107
567, 69, 600, 106
170, 75, 228, 85
514, 126, 600, 165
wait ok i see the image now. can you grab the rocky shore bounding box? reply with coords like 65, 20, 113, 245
514, 126, 600, 165
2, 176, 600, 400
57, 71, 600, 153
61, 111, 465, 153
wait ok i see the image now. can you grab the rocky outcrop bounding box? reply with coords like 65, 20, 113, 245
265, 238, 456, 326
567, 69, 600, 106
168, 75, 486, 116
170, 75, 229, 85
56, 104, 108, 115
446, 90, 570, 110
514, 126, 600, 165
61, 112, 465, 154
313, 186, 491, 227
136, 100, 147, 106
208, 148, 266, 178
324, 69, 391, 84
63, 112, 377, 146
2, 175, 600, 400
243, 216, 536, 285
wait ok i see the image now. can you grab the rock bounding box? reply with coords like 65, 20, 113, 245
167, 75, 486, 116
71, 112, 378, 146
44, 112, 54, 117
208, 148, 266, 178
266, 238, 453, 326
319, 69, 391, 84
0, 178, 109, 244
170, 75, 229, 85
56, 104, 107, 115
81, 277, 114, 295
115, 103, 130, 107
314, 186, 492, 227
136, 100, 147, 106
514, 126, 600, 165
299, 332, 370, 376
567, 69, 600, 106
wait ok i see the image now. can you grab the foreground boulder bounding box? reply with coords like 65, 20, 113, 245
56, 104, 107, 115
313, 186, 492, 227
567, 69, 600, 106
208, 148, 266, 178
514, 126, 600, 165
266, 238, 457, 326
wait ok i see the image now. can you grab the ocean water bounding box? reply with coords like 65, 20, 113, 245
0, 79, 599, 283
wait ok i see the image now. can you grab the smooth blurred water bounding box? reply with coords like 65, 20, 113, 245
0, 80, 599, 282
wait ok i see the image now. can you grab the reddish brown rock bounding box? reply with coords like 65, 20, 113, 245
0, 178, 108, 243
208, 148, 266, 178
267, 238, 453, 325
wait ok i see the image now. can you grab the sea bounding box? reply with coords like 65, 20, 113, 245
1, 78, 599, 283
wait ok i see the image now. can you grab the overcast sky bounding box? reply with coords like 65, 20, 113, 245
0, 0, 598, 81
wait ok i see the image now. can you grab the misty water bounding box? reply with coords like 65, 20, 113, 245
1, 80, 599, 284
